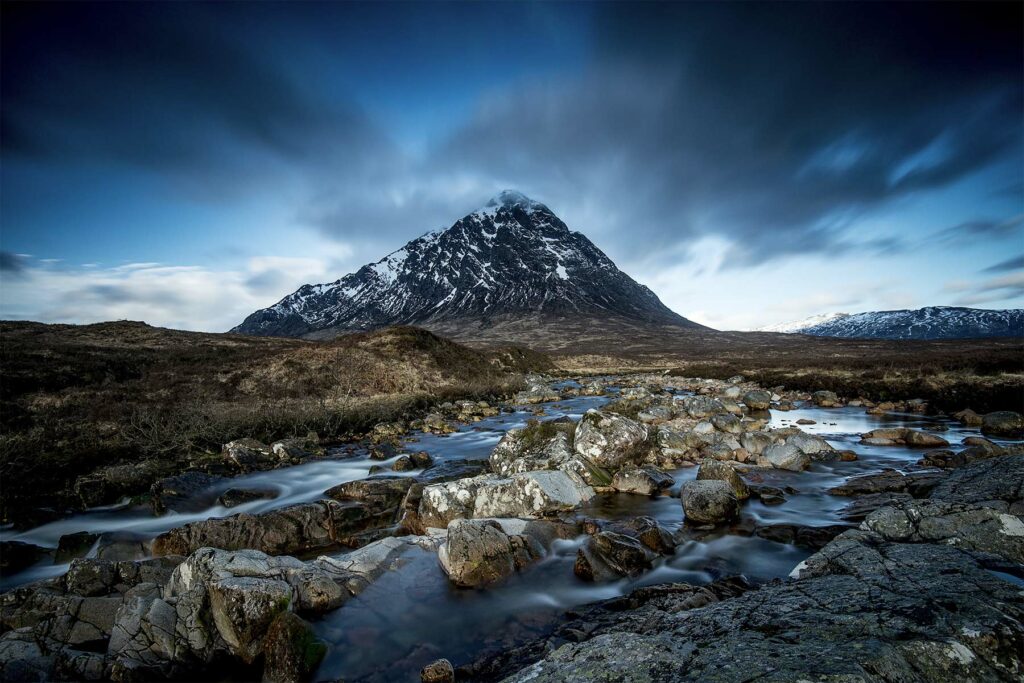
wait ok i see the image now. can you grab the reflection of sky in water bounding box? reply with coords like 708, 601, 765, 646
1, 389, 1021, 679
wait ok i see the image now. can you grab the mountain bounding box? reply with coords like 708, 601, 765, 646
758, 312, 850, 333
763, 306, 1023, 340
233, 190, 702, 338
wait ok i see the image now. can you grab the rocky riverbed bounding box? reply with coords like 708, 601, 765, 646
1, 374, 1022, 682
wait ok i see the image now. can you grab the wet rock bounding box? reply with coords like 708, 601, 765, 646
928, 454, 1024, 512
761, 442, 809, 471
271, 435, 322, 463
73, 459, 169, 508
838, 492, 914, 521
696, 459, 749, 500
417, 458, 487, 484
753, 523, 852, 549
209, 577, 293, 663
438, 519, 539, 588
152, 497, 398, 557
56, 532, 100, 563
828, 468, 945, 497
419, 471, 595, 529
680, 480, 738, 525
0, 628, 54, 681
610, 465, 674, 496
218, 487, 278, 508
495, 530, 1024, 683
742, 390, 771, 411
749, 485, 787, 506
953, 408, 984, 426
811, 390, 841, 407
262, 611, 326, 683
574, 531, 657, 581
862, 499, 1024, 563
0, 541, 50, 575
860, 428, 949, 447
370, 421, 406, 444
573, 410, 649, 469
490, 422, 611, 487
796, 418, 816, 425
421, 658, 455, 683
223, 439, 276, 472
150, 471, 227, 515
981, 410, 1024, 437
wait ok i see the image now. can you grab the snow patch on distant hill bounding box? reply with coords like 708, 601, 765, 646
760, 306, 1022, 340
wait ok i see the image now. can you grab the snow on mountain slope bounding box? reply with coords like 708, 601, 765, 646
759, 312, 850, 333
233, 190, 701, 337
763, 306, 1022, 340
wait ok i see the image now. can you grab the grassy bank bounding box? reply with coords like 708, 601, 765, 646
0, 322, 541, 521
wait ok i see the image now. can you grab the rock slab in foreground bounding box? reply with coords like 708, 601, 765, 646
496, 529, 1024, 682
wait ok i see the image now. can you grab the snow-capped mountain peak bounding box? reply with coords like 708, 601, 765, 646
233, 191, 701, 338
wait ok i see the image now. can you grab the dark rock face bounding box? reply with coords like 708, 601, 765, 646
233, 191, 700, 337
150, 471, 227, 515
928, 454, 1024, 512
486, 532, 1024, 682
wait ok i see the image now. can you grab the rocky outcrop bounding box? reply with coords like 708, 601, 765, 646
928, 454, 1024, 513
829, 468, 945, 497
741, 390, 771, 411
573, 410, 649, 470
489, 422, 610, 487
418, 471, 595, 530
438, 519, 541, 588
488, 529, 1024, 682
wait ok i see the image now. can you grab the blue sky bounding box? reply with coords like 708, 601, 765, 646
1, 1, 1021, 331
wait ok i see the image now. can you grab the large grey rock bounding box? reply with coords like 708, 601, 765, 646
742, 390, 771, 411
610, 465, 674, 496
762, 442, 810, 471
438, 519, 539, 588
492, 530, 1024, 682
680, 480, 738, 525
208, 576, 292, 663
696, 460, 749, 500
928, 454, 1024, 513
677, 395, 727, 419
490, 425, 611, 487
573, 410, 649, 469
418, 471, 595, 529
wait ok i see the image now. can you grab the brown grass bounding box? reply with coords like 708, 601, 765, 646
0, 322, 544, 521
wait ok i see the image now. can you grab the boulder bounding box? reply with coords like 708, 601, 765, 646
696, 460, 749, 500
611, 465, 674, 496
218, 487, 278, 508
222, 439, 277, 472
73, 460, 169, 508
762, 442, 810, 471
574, 531, 657, 581
811, 390, 841, 407
438, 519, 538, 588
981, 410, 1024, 437
680, 480, 738, 525
573, 410, 649, 469
742, 390, 771, 411
490, 423, 611, 487
952, 408, 983, 426
208, 576, 292, 662
421, 658, 455, 683
859, 428, 949, 448
677, 396, 727, 419
828, 469, 944, 498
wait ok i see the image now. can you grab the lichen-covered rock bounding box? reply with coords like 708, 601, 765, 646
573, 410, 649, 469
421, 658, 455, 683
742, 390, 771, 411
762, 442, 810, 471
574, 531, 657, 582
438, 519, 539, 588
680, 480, 738, 525
610, 465, 673, 496
222, 439, 276, 472
811, 390, 841, 407
696, 460, 749, 500
677, 395, 727, 419
862, 499, 1024, 563
208, 576, 292, 663
473, 471, 595, 519
490, 424, 610, 487
928, 454, 1024, 513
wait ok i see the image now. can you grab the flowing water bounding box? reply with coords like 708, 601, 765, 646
1, 384, 1018, 681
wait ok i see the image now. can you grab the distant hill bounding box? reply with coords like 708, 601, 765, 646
760, 306, 1022, 340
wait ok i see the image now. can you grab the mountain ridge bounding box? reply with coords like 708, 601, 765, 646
762, 306, 1022, 340
233, 190, 702, 338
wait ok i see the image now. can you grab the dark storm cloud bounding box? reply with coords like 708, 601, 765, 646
438, 2, 1022, 265
982, 254, 1024, 274
0, 2, 392, 194
0, 252, 28, 274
